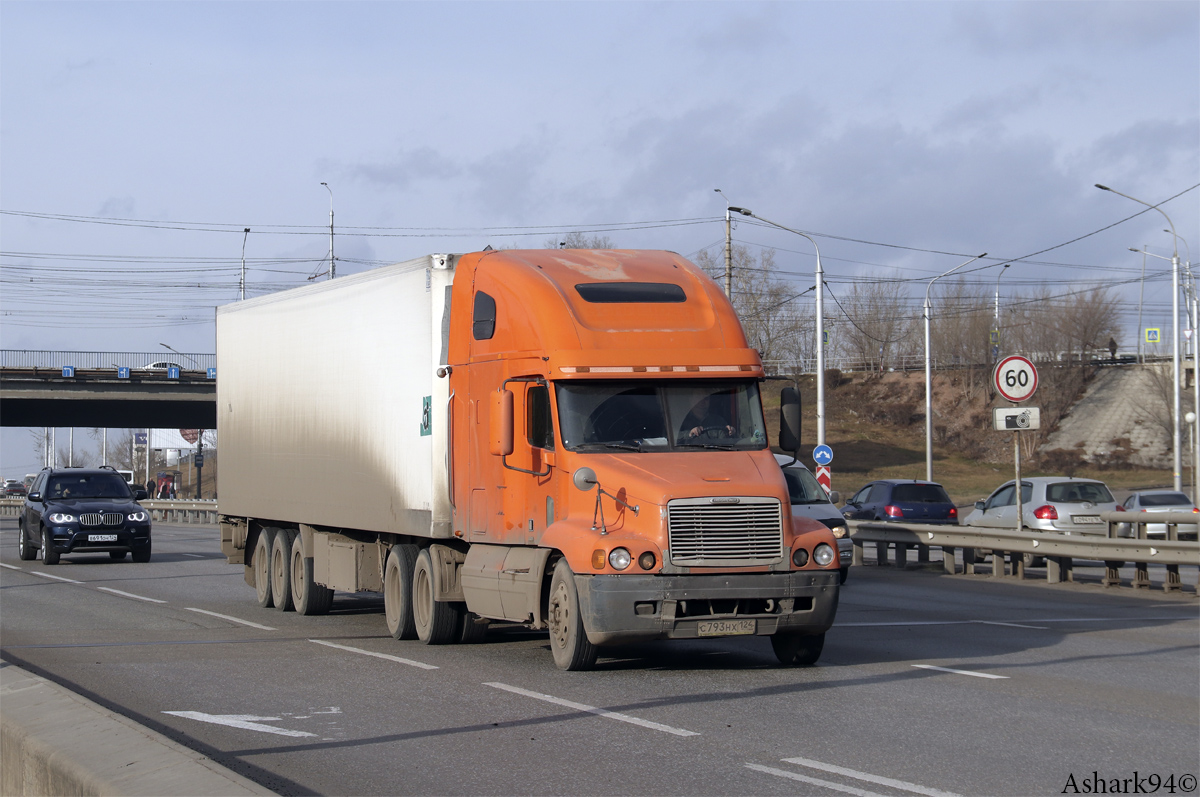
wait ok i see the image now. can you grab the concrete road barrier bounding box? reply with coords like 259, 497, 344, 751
1, 662, 273, 796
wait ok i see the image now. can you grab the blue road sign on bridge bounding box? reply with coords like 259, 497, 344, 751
812, 444, 833, 466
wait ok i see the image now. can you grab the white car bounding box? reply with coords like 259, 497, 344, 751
1117, 490, 1198, 538
776, 454, 850, 583
963, 476, 1119, 536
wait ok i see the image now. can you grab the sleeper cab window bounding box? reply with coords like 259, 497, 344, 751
473, 291, 496, 340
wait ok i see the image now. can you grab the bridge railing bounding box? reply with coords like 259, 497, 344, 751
0, 350, 216, 370
0, 498, 218, 525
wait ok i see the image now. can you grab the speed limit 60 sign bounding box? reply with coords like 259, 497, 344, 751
994, 355, 1038, 402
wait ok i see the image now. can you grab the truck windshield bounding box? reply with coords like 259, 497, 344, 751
555, 379, 767, 452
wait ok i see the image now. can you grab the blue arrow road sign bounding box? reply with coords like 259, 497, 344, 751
812, 444, 833, 466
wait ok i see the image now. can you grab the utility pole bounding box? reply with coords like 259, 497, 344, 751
714, 189, 733, 299
240, 228, 251, 300
321, 182, 335, 279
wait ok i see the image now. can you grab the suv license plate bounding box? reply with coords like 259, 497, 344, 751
88, 534, 118, 542
1072, 516, 1102, 524
697, 619, 756, 637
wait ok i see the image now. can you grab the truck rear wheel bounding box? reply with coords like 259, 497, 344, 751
384, 544, 418, 640
291, 534, 333, 616
413, 548, 459, 645
253, 528, 274, 608
547, 559, 597, 671
271, 530, 295, 611
771, 631, 825, 666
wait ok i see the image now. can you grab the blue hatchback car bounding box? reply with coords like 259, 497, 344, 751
842, 479, 958, 524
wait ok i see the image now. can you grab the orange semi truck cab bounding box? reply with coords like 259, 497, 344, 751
218, 249, 840, 670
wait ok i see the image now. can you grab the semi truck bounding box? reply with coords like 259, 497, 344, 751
217, 249, 840, 669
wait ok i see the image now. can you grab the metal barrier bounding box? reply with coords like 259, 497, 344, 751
850, 515, 1200, 593
0, 498, 218, 525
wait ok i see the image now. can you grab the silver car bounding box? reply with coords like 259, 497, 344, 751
776, 455, 850, 584
963, 476, 1118, 536
1117, 490, 1198, 538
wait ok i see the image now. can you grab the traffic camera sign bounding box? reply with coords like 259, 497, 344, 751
993, 355, 1038, 403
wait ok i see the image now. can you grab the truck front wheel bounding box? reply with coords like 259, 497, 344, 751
384, 544, 418, 640
547, 559, 597, 671
253, 529, 274, 608
771, 631, 825, 666
413, 548, 459, 645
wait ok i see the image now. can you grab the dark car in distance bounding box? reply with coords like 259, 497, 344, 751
842, 479, 958, 524
19, 466, 152, 564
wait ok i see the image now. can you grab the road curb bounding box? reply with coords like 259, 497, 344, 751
1, 661, 274, 796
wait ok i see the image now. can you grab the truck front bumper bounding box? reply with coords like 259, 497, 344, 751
574, 571, 839, 646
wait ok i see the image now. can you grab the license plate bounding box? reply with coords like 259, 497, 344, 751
1072, 515, 1102, 524
697, 619, 756, 637
88, 534, 118, 542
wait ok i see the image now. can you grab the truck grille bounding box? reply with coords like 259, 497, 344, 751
81, 513, 123, 527
667, 498, 783, 566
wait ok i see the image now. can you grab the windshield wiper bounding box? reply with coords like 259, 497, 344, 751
577, 442, 642, 452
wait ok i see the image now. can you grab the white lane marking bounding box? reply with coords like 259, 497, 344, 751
97, 587, 167, 604
485, 682, 699, 737
745, 763, 889, 797
309, 639, 438, 670
183, 553, 204, 558
782, 756, 965, 797
0, 563, 22, 571
184, 607, 276, 631
912, 664, 1008, 680
30, 571, 83, 584
974, 620, 1048, 630
163, 711, 317, 738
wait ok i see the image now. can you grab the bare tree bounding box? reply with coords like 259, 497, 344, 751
542, 232, 615, 250
829, 277, 914, 371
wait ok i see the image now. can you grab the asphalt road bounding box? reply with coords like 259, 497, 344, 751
2, 517, 1197, 797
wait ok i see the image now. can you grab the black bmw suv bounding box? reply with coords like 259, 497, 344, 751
19, 466, 152, 564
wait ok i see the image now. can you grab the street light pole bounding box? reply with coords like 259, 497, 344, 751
1098, 184, 1181, 491
159, 343, 200, 369
240, 227, 251, 301
321, 182, 335, 280
727, 206, 827, 446
714, 189, 733, 299
993, 263, 1010, 364
924, 254, 988, 481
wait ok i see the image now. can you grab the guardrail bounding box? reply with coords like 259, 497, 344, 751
850, 513, 1200, 593
0, 498, 218, 525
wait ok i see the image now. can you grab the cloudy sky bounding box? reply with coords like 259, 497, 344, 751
1, 1, 1197, 475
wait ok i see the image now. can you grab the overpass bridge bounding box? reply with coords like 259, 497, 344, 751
1, 350, 216, 428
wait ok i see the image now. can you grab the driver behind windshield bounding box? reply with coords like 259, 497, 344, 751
680, 392, 735, 440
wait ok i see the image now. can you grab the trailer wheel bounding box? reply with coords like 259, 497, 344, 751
547, 559, 597, 671
291, 533, 333, 616
253, 528, 274, 608
771, 631, 824, 666
384, 544, 418, 640
413, 548, 458, 644
271, 530, 295, 611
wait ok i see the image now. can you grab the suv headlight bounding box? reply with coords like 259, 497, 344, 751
127, 510, 148, 522
48, 512, 76, 524
830, 524, 848, 539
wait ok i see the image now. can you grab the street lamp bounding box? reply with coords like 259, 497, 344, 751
321, 182, 335, 280
993, 263, 1010, 363
159, 343, 200, 369
1098, 183, 1181, 491
714, 189, 733, 299
924, 253, 988, 481
239, 228, 251, 301
727, 206, 828, 446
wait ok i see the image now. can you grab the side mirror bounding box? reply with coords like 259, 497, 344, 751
778, 387, 801, 454
28, 492, 41, 502
134, 489, 149, 501
489, 389, 514, 456
827, 490, 840, 505
975, 500, 985, 510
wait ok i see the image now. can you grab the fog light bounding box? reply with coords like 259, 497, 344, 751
792, 548, 809, 566
591, 549, 606, 569
814, 543, 835, 566
638, 551, 656, 570
608, 548, 631, 570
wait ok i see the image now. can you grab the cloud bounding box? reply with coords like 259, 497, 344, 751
952, 1, 1198, 54
95, 196, 135, 218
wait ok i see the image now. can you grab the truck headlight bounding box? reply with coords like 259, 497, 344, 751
814, 543, 835, 566
608, 548, 631, 570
